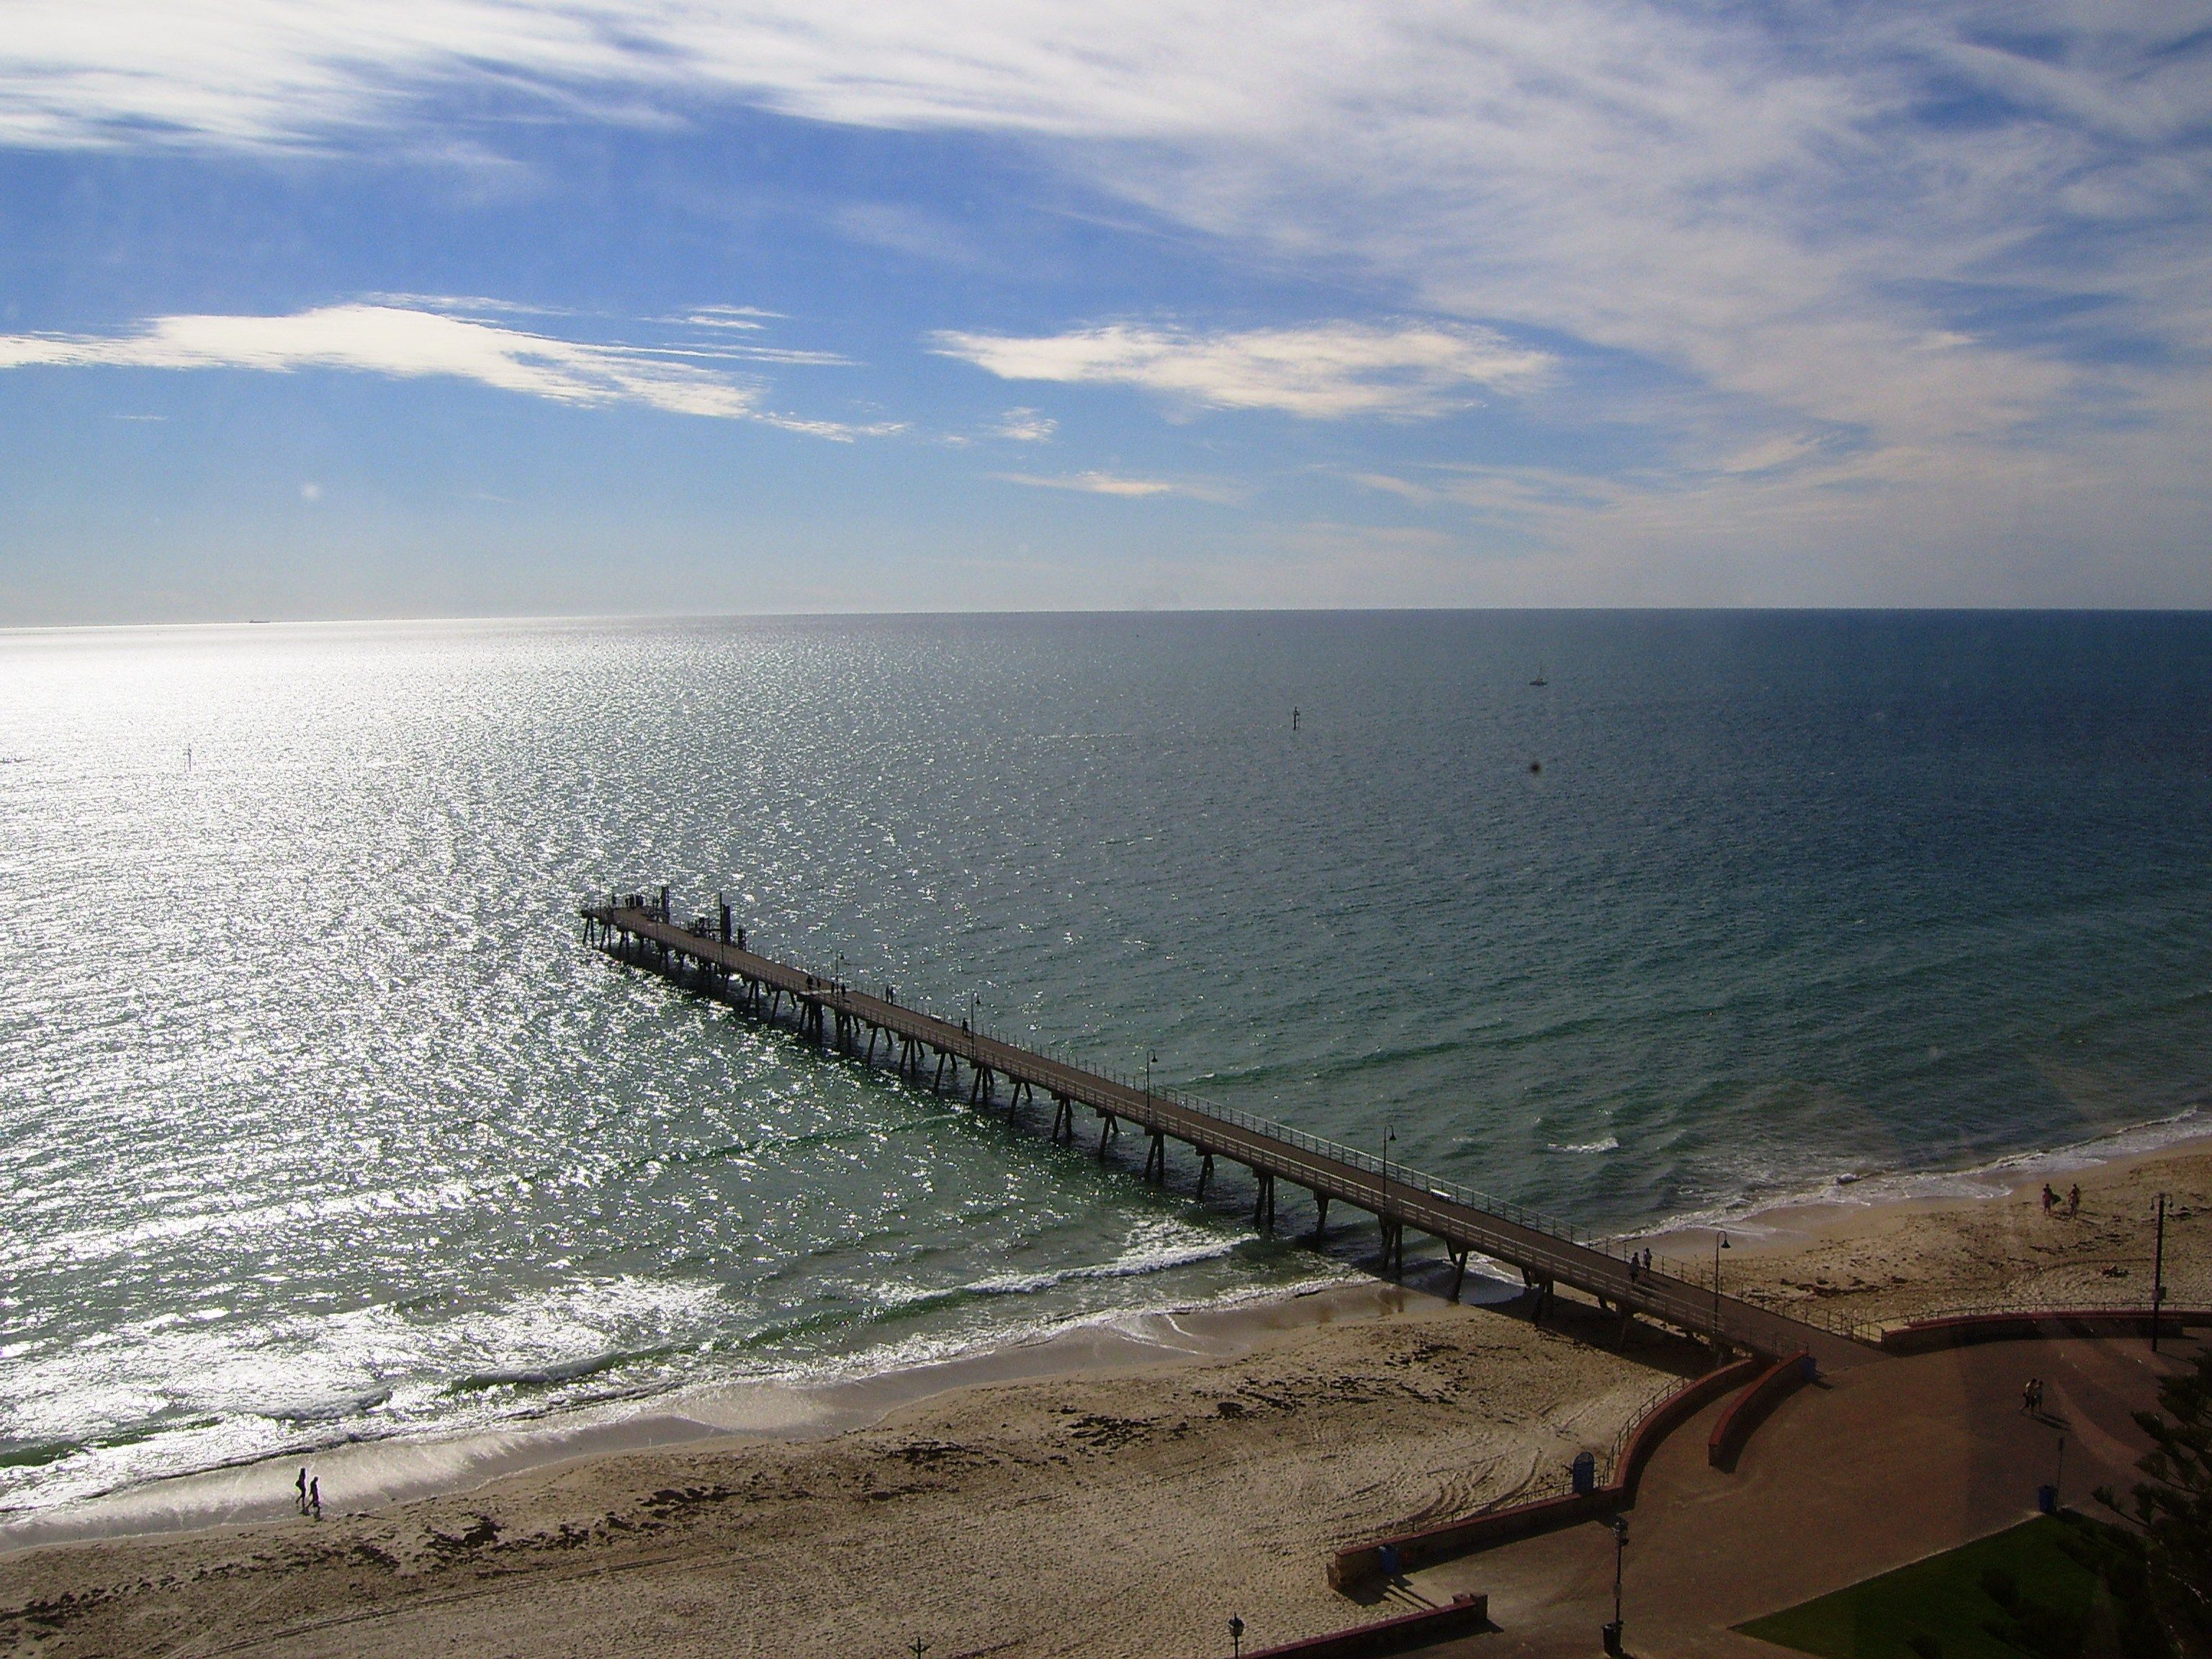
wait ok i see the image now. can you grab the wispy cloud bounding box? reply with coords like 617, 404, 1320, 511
1344, 471, 1436, 503
0, 3, 2208, 578
0, 302, 883, 433
990, 407, 1056, 442
935, 321, 1549, 418
682, 305, 779, 330
992, 469, 1211, 499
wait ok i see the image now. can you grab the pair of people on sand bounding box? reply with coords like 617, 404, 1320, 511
2039, 1182, 2081, 1217
2021, 1377, 2045, 1415
295, 1467, 321, 1520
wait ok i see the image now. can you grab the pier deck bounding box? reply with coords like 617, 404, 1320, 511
582, 895, 1861, 1363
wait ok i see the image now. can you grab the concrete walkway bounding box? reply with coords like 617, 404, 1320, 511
1378, 1333, 2200, 1657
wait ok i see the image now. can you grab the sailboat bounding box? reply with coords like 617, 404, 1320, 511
1529, 664, 1548, 687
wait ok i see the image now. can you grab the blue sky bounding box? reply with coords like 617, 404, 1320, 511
1, 1, 2208, 621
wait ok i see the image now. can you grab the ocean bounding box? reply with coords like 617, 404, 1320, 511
2, 610, 2208, 1518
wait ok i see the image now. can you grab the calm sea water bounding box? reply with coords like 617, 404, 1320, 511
2, 611, 2208, 1514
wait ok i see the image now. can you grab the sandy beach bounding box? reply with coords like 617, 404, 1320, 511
1699, 1131, 2211, 1327
1, 1134, 2204, 1659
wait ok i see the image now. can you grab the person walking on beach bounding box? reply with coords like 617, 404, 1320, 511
2041, 1184, 2058, 1214
308, 1477, 321, 1521
2068, 1183, 2081, 1217
295, 1467, 308, 1515
2023, 1379, 2035, 1414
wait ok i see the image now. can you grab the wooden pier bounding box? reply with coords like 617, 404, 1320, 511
581, 891, 1861, 1363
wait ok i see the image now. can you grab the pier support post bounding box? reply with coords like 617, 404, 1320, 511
1097, 1112, 1117, 1157
1312, 1195, 1330, 1243
1254, 1172, 1276, 1231
1520, 1272, 1555, 1326
1197, 1151, 1214, 1198
1449, 1246, 1470, 1303
1143, 1130, 1165, 1182
1051, 1094, 1071, 1143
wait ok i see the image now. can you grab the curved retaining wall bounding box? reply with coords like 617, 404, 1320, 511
1878, 1307, 2212, 1356
1707, 1350, 1814, 1471
1236, 1593, 1489, 1659
1327, 1356, 1762, 1593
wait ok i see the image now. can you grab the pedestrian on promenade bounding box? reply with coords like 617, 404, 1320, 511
2022, 1379, 2036, 1414
309, 1477, 321, 1521
295, 1467, 307, 1515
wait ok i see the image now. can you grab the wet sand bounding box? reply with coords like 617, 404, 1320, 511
3, 1136, 2206, 1658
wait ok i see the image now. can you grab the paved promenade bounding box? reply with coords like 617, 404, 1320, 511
1387, 1333, 2198, 1656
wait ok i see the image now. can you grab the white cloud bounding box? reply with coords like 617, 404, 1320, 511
1344, 471, 1436, 503
993, 469, 1184, 498
0, 302, 885, 433
936, 321, 1549, 418
0, 1, 2208, 571
683, 305, 778, 330
990, 407, 1056, 442
0, 304, 756, 415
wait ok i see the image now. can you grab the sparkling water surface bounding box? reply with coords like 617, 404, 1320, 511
2, 611, 2208, 1512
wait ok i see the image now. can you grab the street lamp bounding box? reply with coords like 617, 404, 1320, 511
1712, 1231, 1732, 1351
2153, 1193, 2170, 1353
1382, 1123, 1395, 1194
1229, 1615, 1245, 1658
1146, 1049, 1156, 1104
1603, 1515, 1628, 1655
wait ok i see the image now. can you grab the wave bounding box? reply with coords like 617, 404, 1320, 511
877, 1233, 1249, 1314
1634, 1102, 2211, 1241
1544, 1136, 1619, 1155
449, 1349, 665, 1393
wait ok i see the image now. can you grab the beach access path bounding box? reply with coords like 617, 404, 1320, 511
1384, 1331, 2198, 1657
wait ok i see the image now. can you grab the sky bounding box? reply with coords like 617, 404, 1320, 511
1, 1, 2208, 621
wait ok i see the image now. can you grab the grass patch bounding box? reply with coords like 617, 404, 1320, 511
1736, 1516, 2117, 1659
